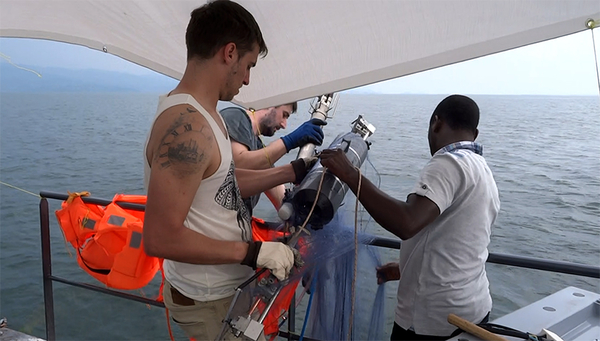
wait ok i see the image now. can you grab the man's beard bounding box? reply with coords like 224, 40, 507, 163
259, 109, 278, 136
259, 122, 276, 137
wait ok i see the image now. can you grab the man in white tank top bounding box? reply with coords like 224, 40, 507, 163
320, 95, 500, 340
142, 2, 315, 340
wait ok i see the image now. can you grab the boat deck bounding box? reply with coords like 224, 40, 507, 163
0, 327, 44, 341
448, 286, 600, 341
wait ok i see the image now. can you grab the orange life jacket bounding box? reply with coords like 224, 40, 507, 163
56, 193, 297, 336
55, 192, 160, 290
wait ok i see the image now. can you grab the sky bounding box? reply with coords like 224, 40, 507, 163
0, 30, 599, 96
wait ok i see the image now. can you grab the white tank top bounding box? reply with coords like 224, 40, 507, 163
143, 94, 253, 301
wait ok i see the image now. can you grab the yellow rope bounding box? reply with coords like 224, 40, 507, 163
249, 108, 273, 167
0, 182, 87, 258
0, 52, 42, 78
0, 181, 40, 198
66, 190, 90, 203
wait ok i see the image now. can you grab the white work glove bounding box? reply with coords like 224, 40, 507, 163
241, 241, 295, 281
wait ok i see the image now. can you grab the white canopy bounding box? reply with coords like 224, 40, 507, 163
1, 0, 598, 109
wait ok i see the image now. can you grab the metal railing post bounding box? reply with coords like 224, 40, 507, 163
40, 197, 56, 341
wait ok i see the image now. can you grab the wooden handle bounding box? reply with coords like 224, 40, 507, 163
447, 314, 509, 341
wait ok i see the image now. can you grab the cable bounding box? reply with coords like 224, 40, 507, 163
0, 52, 42, 78
589, 25, 600, 96
0, 181, 41, 198
347, 167, 362, 340
299, 270, 318, 341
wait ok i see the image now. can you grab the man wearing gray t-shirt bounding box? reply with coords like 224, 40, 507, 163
221, 104, 326, 213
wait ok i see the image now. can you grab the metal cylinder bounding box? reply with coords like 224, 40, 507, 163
296, 93, 337, 159
292, 132, 369, 227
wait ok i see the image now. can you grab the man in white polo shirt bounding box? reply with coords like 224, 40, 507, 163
320, 94, 500, 340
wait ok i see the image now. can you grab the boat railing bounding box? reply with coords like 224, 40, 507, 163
38, 191, 600, 341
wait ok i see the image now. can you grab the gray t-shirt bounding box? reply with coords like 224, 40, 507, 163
220, 107, 264, 213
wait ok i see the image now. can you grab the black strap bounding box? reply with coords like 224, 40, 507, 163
477, 323, 544, 341
77, 247, 111, 275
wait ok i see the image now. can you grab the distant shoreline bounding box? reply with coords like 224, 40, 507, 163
1, 63, 597, 96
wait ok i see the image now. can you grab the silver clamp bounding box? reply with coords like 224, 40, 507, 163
351, 115, 376, 140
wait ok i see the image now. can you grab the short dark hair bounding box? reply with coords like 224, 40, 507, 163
432, 95, 479, 134
280, 102, 298, 114
185, 0, 268, 61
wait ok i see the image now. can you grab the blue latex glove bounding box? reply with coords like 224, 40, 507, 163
281, 118, 327, 152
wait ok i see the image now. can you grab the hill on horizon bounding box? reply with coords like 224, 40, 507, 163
0, 62, 178, 93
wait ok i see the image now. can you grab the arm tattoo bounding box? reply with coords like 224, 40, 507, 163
154, 107, 213, 177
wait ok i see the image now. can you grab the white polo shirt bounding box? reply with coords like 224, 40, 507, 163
395, 141, 500, 336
